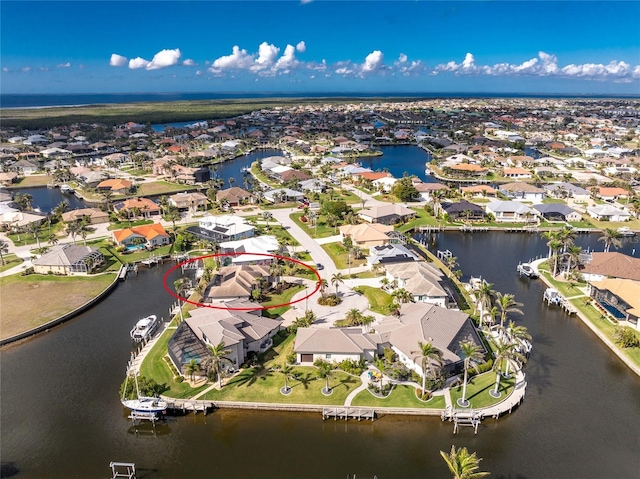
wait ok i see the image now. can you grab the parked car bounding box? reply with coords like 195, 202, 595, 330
315, 263, 324, 270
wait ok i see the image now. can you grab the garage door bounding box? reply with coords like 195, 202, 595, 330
301, 354, 314, 363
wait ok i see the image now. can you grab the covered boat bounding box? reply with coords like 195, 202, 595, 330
130, 315, 158, 342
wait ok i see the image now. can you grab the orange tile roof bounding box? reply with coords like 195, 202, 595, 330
597, 187, 628, 197
112, 223, 169, 243
450, 164, 487, 172
97, 178, 132, 190
355, 172, 393, 181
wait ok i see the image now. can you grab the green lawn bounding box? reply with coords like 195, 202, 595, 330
250, 162, 280, 188
261, 284, 305, 318
397, 208, 438, 233
321, 242, 367, 269
355, 285, 391, 314
107, 219, 154, 230
449, 371, 515, 409
290, 212, 337, 238
12, 175, 51, 187
200, 366, 361, 405
139, 327, 210, 399
138, 181, 199, 196
106, 243, 174, 264
0, 254, 24, 273
7, 222, 65, 247
351, 384, 446, 409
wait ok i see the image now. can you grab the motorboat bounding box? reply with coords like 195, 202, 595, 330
130, 315, 158, 342
60, 184, 74, 194
617, 227, 636, 237
517, 263, 539, 278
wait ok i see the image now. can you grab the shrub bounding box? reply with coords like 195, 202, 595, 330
286, 351, 297, 365
614, 326, 640, 348
337, 358, 366, 375
317, 294, 341, 306
368, 382, 393, 397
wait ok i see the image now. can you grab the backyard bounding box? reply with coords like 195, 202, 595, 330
321, 242, 367, 269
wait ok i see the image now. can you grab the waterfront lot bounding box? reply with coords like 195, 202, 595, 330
0, 273, 116, 340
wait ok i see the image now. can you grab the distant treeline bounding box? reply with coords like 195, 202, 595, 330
2, 97, 408, 130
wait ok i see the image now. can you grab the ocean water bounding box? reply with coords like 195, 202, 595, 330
2, 92, 633, 109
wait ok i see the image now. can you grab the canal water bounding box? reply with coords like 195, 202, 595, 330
1, 232, 639, 478
10, 186, 88, 213
359, 145, 438, 183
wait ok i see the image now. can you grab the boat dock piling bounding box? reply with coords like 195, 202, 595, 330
459, 225, 489, 233
441, 407, 483, 434
109, 462, 136, 479
543, 288, 577, 314
322, 407, 376, 421
165, 399, 215, 415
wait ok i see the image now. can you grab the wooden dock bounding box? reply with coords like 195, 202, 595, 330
322, 407, 376, 421
164, 399, 215, 415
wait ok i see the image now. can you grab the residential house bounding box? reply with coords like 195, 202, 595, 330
532, 204, 582, 222
460, 185, 498, 197
498, 182, 545, 201
367, 243, 421, 266
11, 159, 39, 175
32, 244, 104, 275
441, 200, 486, 221
299, 179, 326, 193
579, 252, 640, 283
219, 235, 280, 265
0, 172, 19, 186
216, 187, 255, 206
96, 178, 132, 194
339, 223, 394, 248
61, 208, 110, 225
112, 223, 170, 248
587, 205, 631, 222
113, 197, 161, 217
594, 186, 629, 203
264, 188, 305, 203
295, 328, 379, 365
502, 167, 532, 179
168, 302, 282, 373
385, 262, 452, 307
203, 265, 271, 302
168, 192, 209, 212
372, 176, 398, 193
485, 200, 536, 222
358, 204, 416, 225
414, 181, 449, 201
193, 215, 255, 242
543, 182, 591, 201
589, 278, 640, 330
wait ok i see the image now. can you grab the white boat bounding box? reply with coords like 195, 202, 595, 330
130, 315, 158, 342
241, 166, 251, 173
517, 263, 539, 278
617, 227, 636, 237
60, 184, 74, 194
121, 367, 168, 415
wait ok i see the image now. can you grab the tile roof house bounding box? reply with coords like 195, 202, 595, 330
339, 223, 394, 248
168, 301, 282, 373
580, 252, 640, 282
168, 192, 209, 211
219, 235, 280, 265
113, 197, 161, 217
194, 215, 255, 242
532, 204, 582, 222
586, 205, 631, 222
294, 327, 379, 364
32, 244, 104, 275
203, 265, 271, 301
441, 200, 486, 221
543, 182, 590, 201
384, 262, 452, 308
61, 208, 110, 225
589, 278, 640, 330
460, 185, 498, 197
96, 178, 132, 193
367, 243, 421, 265
216, 187, 255, 206
498, 182, 545, 201
112, 223, 170, 248
358, 204, 416, 225
485, 200, 536, 222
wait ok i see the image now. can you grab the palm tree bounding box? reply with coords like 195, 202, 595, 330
440, 445, 490, 479
280, 364, 294, 393
65, 221, 81, 244
564, 244, 582, 277
490, 341, 526, 398
473, 281, 495, 325
204, 341, 233, 389
27, 222, 41, 249
173, 277, 190, 323
540, 229, 560, 258
331, 272, 345, 296
598, 228, 623, 253
502, 320, 532, 353
262, 211, 273, 230
445, 256, 459, 278
494, 292, 524, 328
318, 278, 328, 298
78, 218, 94, 246
0, 240, 8, 265
411, 341, 443, 399
548, 238, 563, 276
185, 359, 201, 382
457, 340, 485, 408
391, 288, 413, 305
314, 359, 333, 394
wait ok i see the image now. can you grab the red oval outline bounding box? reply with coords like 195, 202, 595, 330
162, 252, 322, 311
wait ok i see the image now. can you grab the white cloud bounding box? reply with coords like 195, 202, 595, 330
362, 50, 384, 73
110, 54, 128, 67
128, 57, 150, 69
398, 53, 408, 64
146, 48, 181, 70
252, 42, 280, 71
183, 59, 196, 66
274, 44, 298, 73
2, 67, 8, 72
296, 41, 306, 53
210, 45, 254, 72
56, 62, 71, 68
21, 66, 31, 72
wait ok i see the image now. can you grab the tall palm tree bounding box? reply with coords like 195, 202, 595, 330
262, 211, 273, 230
204, 341, 233, 389
457, 340, 485, 408
411, 341, 443, 399
557, 226, 576, 253
280, 364, 294, 393
173, 277, 190, 323
547, 238, 563, 276
490, 341, 526, 398
27, 222, 41, 249
598, 228, 623, 253
331, 272, 345, 296
391, 288, 413, 305
473, 281, 495, 325
78, 218, 94, 246
540, 229, 560, 258
65, 221, 81, 244
494, 292, 524, 328
440, 445, 490, 479
0, 239, 8, 265
564, 244, 582, 277
315, 359, 333, 394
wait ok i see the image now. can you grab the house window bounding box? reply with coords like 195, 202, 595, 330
325, 354, 332, 359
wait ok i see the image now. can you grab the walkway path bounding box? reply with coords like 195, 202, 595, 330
344, 370, 371, 406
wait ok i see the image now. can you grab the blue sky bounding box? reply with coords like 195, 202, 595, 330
2, 1, 639, 95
